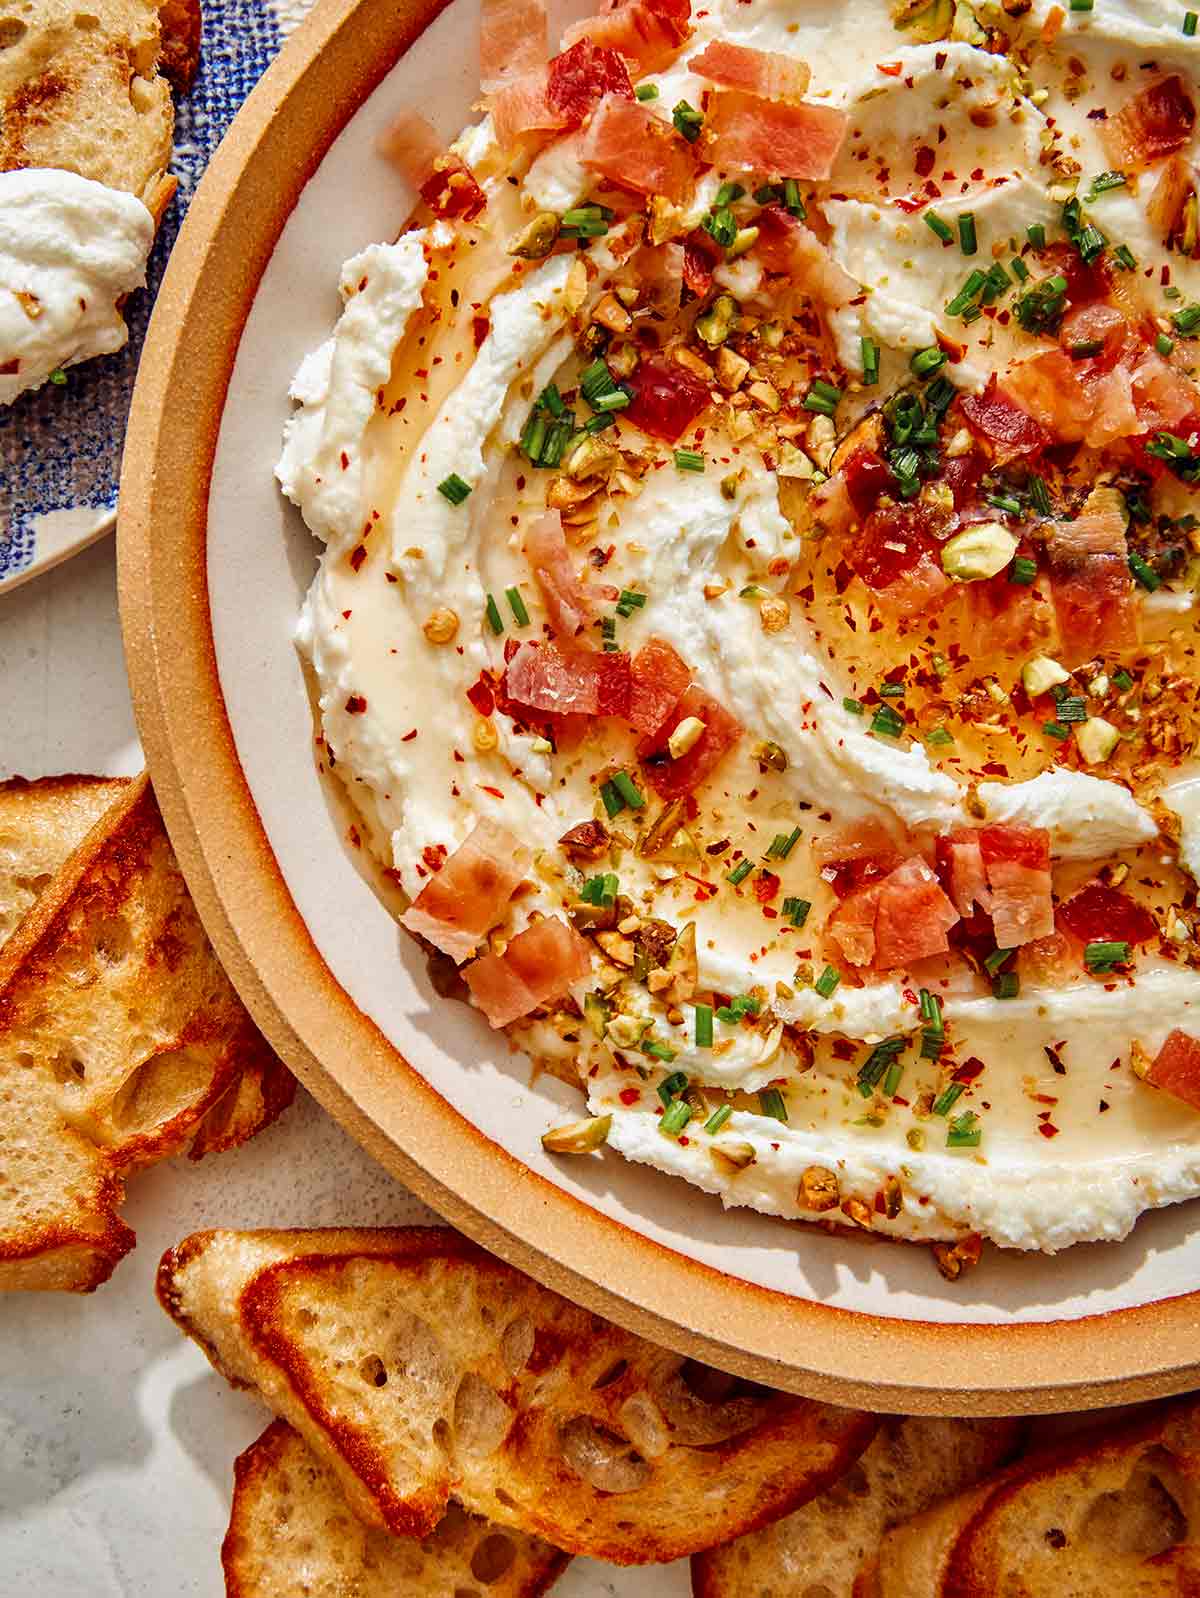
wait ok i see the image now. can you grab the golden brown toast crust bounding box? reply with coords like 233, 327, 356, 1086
223, 1419, 571, 1598
235, 1234, 878, 1562
156, 0, 202, 93
0, 778, 292, 1291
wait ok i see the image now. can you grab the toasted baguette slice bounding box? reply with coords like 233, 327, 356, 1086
0, 774, 130, 949
158, 1227, 877, 1565
867, 1399, 1200, 1598
0, 0, 200, 205
693, 1415, 1024, 1598
223, 1420, 570, 1598
0, 774, 293, 1291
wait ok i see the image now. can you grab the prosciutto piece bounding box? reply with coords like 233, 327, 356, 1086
465, 915, 593, 1027
1044, 503, 1137, 663
400, 819, 530, 963
703, 92, 848, 180
628, 636, 692, 741
1102, 74, 1196, 170
622, 350, 712, 441
480, 0, 547, 92
978, 825, 1054, 949
503, 641, 631, 718
641, 685, 742, 799
1138, 1029, 1200, 1112
562, 0, 692, 76
377, 110, 487, 221
525, 511, 599, 642
688, 40, 811, 101
752, 206, 858, 306
827, 855, 959, 969
579, 94, 696, 203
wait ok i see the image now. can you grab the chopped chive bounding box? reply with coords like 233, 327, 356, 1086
616, 588, 648, 617
843, 696, 865, 716
803, 378, 843, 416
599, 778, 625, 817
672, 100, 703, 141
1112, 243, 1137, 271
643, 1038, 677, 1064
883, 1059, 905, 1097
781, 896, 811, 928
539, 383, 565, 417
635, 81, 660, 100
871, 705, 905, 738
612, 770, 645, 809
715, 181, 746, 206
659, 1099, 693, 1138
814, 964, 841, 999
702, 205, 738, 248
484, 593, 504, 635
758, 1087, 788, 1122
1172, 304, 1200, 335
861, 336, 880, 385
1085, 938, 1132, 971
754, 183, 782, 204
987, 492, 1023, 515
1113, 668, 1134, 690
958, 212, 978, 255
674, 448, 706, 472
1009, 556, 1038, 585
767, 826, 802, 859
1029, 475, 1053, 515
857, 1036, 907, 1097
438, 472, 472, 505
1011, 256, 1030, 282
505, 586, 530, 626
1089, 170, 1127, 197
561, 206, 610, 238
1069, 0, 1093, 10
919, 989, 945, 1060
1043, 720, 1071, 740
932, 1081, 966, 1117
695, 1004, 714, 1049
925, 211, 954, 243
947, 1112, 982, 1148
925, 725, 954, 747
879, 682, 906, 698
584, 412, 616, 435
983, 948, 1014, 979
911, 346, 948, 378
1069, 338, 1105, 359
715, 994, 760, 1024
783, 178, 806, 217
727, 858, 754, 886
1027, 222, 1046, 248
1157, 333, 1176, 357
1055, 695, 1088, 722
657, 1069, 688, 1105
1129, 551, 1161, 591
992, 971, 1020, 999
1187, 9, 1198, 31
704, 1103, 732, 1134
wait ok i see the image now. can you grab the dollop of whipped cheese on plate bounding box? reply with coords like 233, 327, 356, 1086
0, 167, 154, 406
280, 0, 1200, 1259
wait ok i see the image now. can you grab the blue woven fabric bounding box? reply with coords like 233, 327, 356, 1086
0, 3, 285, 581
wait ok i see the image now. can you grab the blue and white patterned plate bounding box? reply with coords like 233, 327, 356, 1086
0, 0, 306, 592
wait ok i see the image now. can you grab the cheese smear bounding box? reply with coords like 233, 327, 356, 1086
282, 0, 1200, 1254
0, 168, 154, 405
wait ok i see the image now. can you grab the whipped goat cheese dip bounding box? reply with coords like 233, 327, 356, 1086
281, 0, 1200, 1263
0, 168, 154, 405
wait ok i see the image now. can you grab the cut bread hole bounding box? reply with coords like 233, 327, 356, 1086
453, 1373, 513, 1459
73, 11, 100, 26
1080, 1453, 1188, 1557
559, 1417, 651, 1493
358, 1354, 388, 1388
107, 1047, 216, 1139
500, 1314, 534, 1374
469, 1531, 517, 1584
0, 16, 26, 44
591, 1358, 628, 1391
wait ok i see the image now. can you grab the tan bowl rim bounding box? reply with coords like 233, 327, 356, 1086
117, 0, 1200, 1415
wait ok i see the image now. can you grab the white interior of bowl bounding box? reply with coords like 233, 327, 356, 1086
206, 0, 1200, 1328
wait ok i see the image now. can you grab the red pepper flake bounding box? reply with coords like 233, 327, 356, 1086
349, 543, 367, 572
953, 1056, 986, 1084
914, 145, 936, 177
754, 870, 780, 904
473, 315, 490, 348
619, 1087, 642, 1106
401, 728, 418, 741
345, 694, 367, 714
1038, 1122, 1061, 1139
877, 60, 902, 75
478, 785, 505, 799
339, 451, 350, 470
422, 843, 448, 872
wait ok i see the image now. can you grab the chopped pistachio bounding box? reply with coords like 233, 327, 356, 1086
507, 212, 560, 258
668, 715, 707, 758
747, 378, 781, 412
592, 292, 632, 333
1075, 716, 1120, 765
940, 522, 1020, 581
710, 1140, 757, 1172
759, 594, 791, 633
696, 294, 738, 348
715, 344, 751, 391
541, 1114, 612, 1153
564, 434, 620, 480
776, 441, 816, 480
798, 1165, 840, 1212
944, 427, 974, 458
607, 1013, 649, 1048
727, 225, 760, 259
1022, 654, 1071, 696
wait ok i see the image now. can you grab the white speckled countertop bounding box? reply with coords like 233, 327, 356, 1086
0, 539, 689, 1597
